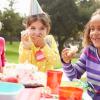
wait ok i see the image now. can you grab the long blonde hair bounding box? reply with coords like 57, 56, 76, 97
82, 9, 100, 47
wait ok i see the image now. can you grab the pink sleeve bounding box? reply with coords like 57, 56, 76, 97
1, 47, 6, 66
0, 37, 6, 67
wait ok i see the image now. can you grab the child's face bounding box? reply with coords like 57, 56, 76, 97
28, 20, 47, 38
89, 15, 100, 48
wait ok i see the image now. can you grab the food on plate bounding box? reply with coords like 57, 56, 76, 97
1, 76, 18, 83
2, 63, 46, 86
24, 83, 44, 88
41, 93, 53, 98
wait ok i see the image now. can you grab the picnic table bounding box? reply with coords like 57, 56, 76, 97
17, 87, 57, 100
1, 64, 92, 100
17, 87, 92, 100
17, 86, 92, 100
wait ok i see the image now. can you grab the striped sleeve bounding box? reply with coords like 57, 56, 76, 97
63, 47, 88, 81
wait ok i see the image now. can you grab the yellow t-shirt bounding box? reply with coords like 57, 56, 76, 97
19, 35, 62, 72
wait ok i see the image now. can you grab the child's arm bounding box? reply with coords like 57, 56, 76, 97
62, 48, 87, 81
43, 35, 62, 69
1, 47, 5, 67
21, 30, 33, 50
0, 37, 6, 67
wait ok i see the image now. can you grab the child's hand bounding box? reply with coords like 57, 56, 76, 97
61, 45, 78, 63
30, 35, 45, 48
61, 48, 74, 63
21, 30, 33, 49
21, 31, 29, 42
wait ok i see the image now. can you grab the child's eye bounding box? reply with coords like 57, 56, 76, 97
90, 27, 95, 31
30, 27, 35, 30
40, 27, 45, 30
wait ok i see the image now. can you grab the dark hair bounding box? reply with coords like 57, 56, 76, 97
25, 13, 51, 34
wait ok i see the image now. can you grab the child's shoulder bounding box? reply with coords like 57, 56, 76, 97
82, 45, 95, 52
44, 35, 55, 47
45, 35, 54, 39
0, 37, 5, 43
45, 35, 55, 42
0, 37, 5, 40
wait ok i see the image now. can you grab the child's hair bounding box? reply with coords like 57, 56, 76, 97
24, 13, 51, 34
82, 9, 100, 47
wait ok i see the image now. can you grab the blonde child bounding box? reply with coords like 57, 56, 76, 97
61, 9, 100, 100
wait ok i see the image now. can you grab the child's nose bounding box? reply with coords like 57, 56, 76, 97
92, 30, 100, 37
92, 30, 98, 36
94, 29, 99, 33
35, 30, 41, 36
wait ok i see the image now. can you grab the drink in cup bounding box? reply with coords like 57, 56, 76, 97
59, 86, 83, 100
47, 70, 63, 94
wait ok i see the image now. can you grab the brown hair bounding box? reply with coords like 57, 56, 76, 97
82, 9, 100, 47
25, 13, 51, 34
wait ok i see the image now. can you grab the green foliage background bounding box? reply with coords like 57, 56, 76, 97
6, 42, 19, 63
3, 0, 99, 66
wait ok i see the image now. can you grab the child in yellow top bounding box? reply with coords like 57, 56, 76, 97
19, 13, 62, 72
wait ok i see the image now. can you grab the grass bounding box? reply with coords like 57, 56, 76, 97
6, 42, 19, 63
72, 58, 78, 63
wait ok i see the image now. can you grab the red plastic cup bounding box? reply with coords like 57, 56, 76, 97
47, 70, 63, 94
59, 87, 83, 100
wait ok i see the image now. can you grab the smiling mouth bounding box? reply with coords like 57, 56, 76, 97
92, 38, 100, 40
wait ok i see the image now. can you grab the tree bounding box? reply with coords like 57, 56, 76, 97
76, 0, 100, 30
39, 0, 100, 53
39, 0, 79, 53
2, 10, 23, 43
1, 0, 23, 44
